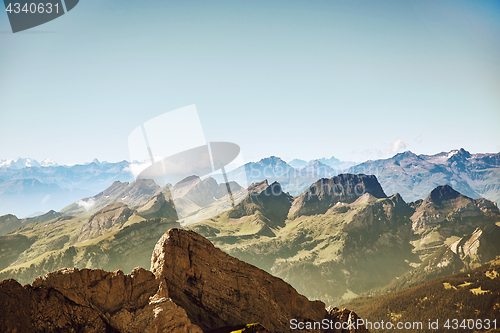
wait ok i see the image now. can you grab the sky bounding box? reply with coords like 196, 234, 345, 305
1, 0, 499, 165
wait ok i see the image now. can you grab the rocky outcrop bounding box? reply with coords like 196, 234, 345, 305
78, 202, 134, 241
0, 267, 202, 333
411, 185, 500, 232
151, 228, 328, 332
289, 174, 387, 219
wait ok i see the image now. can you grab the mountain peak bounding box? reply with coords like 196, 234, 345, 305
258, 156, 288, 165
394, 151, 418, 160
428, 185, 461, 204
456, 148, 471, 158
0, 158, 41, 169
288, 174, 387, 219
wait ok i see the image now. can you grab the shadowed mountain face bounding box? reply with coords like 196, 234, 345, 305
428, 184, 461, 203
288, 174, 387, 219
368, 188, 500, 295
189, 180, 293, 239
228, 180, 292, 227
348, 149, 500, 204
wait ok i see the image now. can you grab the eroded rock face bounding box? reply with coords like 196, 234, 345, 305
78, 202, 134, 241
0, 267, 202, 333
150, 228, 327, 332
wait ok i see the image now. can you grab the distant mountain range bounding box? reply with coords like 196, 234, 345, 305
0, 159, 134, 217
289, 156, 356, 170
0, 158, 57, 169
348, 148, 500, 204
1, 148, 499, 217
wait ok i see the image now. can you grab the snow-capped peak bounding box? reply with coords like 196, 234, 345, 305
0, 157, 41, 169
0, 158, 60, 169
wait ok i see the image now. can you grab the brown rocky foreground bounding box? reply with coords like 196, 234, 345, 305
0, 228, 368, 333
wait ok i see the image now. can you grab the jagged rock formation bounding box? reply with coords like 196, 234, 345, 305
136, 192, 178, 220
0, 267, 202, 333
62, 179, 160, 216
228, 180, 292, 227
288, 174, 387, 219
150, 228, 327, 332
77, 202, 134, 241
1, 228, 369, 333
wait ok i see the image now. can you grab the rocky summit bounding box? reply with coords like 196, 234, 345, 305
151, 228, 326, 332
0, 228, 369, 333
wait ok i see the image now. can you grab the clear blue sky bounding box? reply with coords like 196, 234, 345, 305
1, 0, 499, 165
